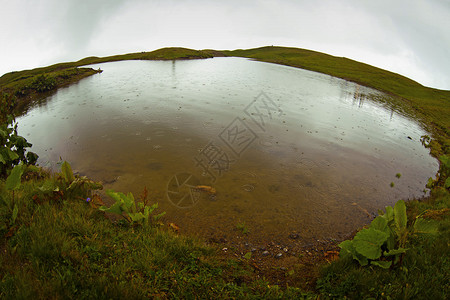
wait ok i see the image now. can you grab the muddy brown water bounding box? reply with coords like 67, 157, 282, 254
17, 58, 438, 249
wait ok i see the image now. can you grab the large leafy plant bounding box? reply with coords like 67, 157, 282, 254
426, 155, 450, 190
0, 115, 38, 177
438, 155, 450, 189
99, 188, 165, 226
339, 200, 439, 269
0, 93, 17, 123
2, 164, 26, 227
35, 161, 102, 203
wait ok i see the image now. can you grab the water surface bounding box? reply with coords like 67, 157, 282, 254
17, 58, 438, 247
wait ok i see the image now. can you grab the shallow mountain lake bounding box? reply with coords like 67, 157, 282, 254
17, 57, 438, 247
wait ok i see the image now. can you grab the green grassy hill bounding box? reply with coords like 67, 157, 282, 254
1, 46, 449, 299
0, 47, 212, 89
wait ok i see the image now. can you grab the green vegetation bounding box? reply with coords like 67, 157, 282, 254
0, 161, 313, 299
317, 191, 449, 299
1, 46, 449, 298
0, 115, 38, 176
236, 222, 249, 235
75, 47, 213, 65
99, 188, 166, 226
339, 200, 439, 269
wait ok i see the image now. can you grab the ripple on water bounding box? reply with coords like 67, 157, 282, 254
298, 157, 320, 170
242, 184, 255, 192
259, 140, 273, 147
327, 182, 341, 194
238, 171, 259, 184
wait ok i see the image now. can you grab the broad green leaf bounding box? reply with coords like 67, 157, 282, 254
394, 200, 407, 232
106, 190, 127, 203
38, 181, 55, 193
445, 177, 450, 189
11, 135, 31, 149
355, 255, 369, 266
426, 177, 434, 188
386, 232, 396, 251
11, 204, 19, 225
339, 240, 368, 266
99, 201, 123, 215
338, 240, 355, 259
5, 164, 24, 190
26, 165, 40, 172
440, 155, 450, 169
385, 206, 394, 221
370, 216, 388, 233
129, 212, 145, 222
414, 218, 439, 235
380, 205, 394, 224
0, 129, 7, 138
61, 161, 75, 183
26, 152, 39, 165
243, 252, 252, 260
6, 149, 19, 161
371, 261, 392, 269
0, 153, 5, 164
353, 228, 389, 260
124, 192, 136, 212
384, 248, 408, 256
371, 216, 395, 249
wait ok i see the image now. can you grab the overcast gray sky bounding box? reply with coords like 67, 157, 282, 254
1, 0, 449, 89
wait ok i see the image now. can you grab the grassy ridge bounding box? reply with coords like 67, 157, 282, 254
1, 46, 449, 298
0, 47, 212, 88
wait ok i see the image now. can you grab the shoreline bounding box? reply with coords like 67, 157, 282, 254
0, 46, 448, 296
